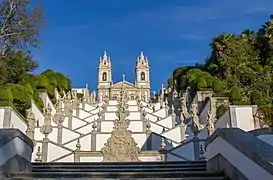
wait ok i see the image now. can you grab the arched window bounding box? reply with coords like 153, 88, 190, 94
141, 72, 145, 81
102, 72, 107, 81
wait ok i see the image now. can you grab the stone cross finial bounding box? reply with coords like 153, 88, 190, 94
35, 146, 42, 162
122, 74, 125, 82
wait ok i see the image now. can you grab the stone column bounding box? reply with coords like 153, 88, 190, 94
142, 110, 147, 133
91, 122, 97, 151
68, 112, 73, 129
3, 108, 11, 127
82, 101, 85, 110
145, 122, 152, 150
40, 108, 53, 162
76, 106, 80, 118
192, 135, 200, 161
159, 137, 166, 162
97, 110, 102, 133
74, 139, 81, 162
171, 113, 176, 128
165, 105, 169, 117
41, 137, 49, 162
57, 125, 63, 144
179, 123, 186, 142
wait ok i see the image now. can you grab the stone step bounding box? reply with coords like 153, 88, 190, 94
32, 163, 206, 169
9, 176, 228, 180
32, 166, 206, 172
10, 171, 226, 179
32, 161, 206, 169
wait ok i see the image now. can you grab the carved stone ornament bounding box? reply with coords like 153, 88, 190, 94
40, 108, 53, 137
26, 110, 35, 140
101, 85, 140, 162
53, 101, 65, 126
207, 111, 215, 135
63, 97, 72, 116
181, 93, 189, 118
190, 102, 202, 131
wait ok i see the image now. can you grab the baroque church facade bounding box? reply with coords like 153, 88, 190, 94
97, 51, 151, 102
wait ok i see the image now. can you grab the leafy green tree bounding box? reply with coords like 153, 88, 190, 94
0, 50, 38, 84
170, 15, 273, 125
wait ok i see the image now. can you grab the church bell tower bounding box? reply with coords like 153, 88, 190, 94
97, 51, 112, 102
135, 51, 151, 101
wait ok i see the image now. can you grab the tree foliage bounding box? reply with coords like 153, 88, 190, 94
0, 50, 38, 84
0, 0, 43, 55
171, 15, 273, 125
0, 0, 72, 117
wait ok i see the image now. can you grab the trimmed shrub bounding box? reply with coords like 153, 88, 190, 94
0, 86, 13, 102
229, 86, 242, 102
24, 83, 34, 96
212, 80, 224, 93
197, 78, 207, 89
35, 75, 50, 92
8, 84, 32, 117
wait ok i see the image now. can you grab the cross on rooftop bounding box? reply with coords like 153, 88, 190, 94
122, 74, 125, 82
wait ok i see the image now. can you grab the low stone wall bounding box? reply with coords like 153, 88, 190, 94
0, 128, 34, 177
205, 128, 273, 180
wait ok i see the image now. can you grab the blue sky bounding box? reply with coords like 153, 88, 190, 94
33, 0, 273, 92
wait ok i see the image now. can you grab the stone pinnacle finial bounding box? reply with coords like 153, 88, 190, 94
161, 137, 166, 149
140, 51, 144, 60
103, 51, 108, 60
35, 146, 42, 162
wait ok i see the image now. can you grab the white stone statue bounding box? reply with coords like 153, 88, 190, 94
190, 102, 201, 131
207, 111, 215, 135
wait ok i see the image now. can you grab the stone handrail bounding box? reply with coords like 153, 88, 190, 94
0, 128, 34, 178
249, 127, 273, 136
205, 128, 273, 180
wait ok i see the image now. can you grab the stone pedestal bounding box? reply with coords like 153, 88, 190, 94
0, 128, 34, 178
